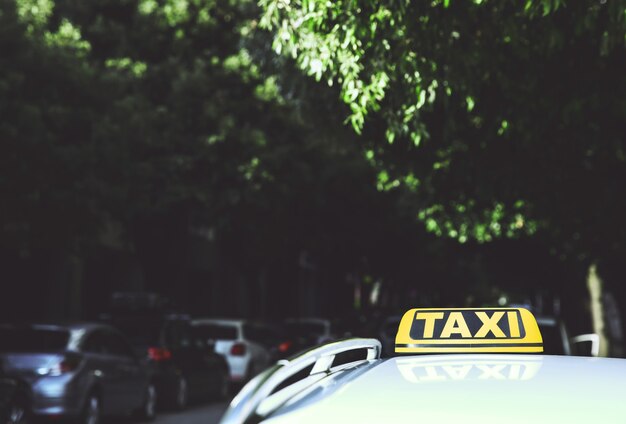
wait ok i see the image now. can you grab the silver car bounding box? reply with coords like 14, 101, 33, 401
0, 323, 156, 424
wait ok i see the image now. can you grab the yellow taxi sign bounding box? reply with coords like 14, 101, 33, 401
395, 308, 543, 354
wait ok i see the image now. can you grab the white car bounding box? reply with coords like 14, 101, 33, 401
191, 319, 273, 383
220, 307, 626, 424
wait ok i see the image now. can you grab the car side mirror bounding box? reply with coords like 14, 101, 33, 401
570, 333, 600, 357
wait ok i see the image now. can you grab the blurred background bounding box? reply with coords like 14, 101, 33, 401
0, 0, 625, 422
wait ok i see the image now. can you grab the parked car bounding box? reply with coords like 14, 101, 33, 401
378, 315, 401, 358
331, 313, 381, 339
271, 316, 372, 361
536, 316, 599, 356
101, 312, 230, 410
0, 375, 29, 424
284, 318, 336, 346
266, 325, 312, 361
0, 323, 156, 424
191, 319, 274, 384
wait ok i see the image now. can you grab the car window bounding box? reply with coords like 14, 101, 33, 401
153, 319, 193, 349
100, 332, 121, 356
108, 318, 163, 347
104, 332, 136, 358
0, 328, 70, 352
244, 324, 279, 347
192, 324, 238, 341
82, 330, 105, 354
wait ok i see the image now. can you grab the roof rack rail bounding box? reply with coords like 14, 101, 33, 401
220, 338, 381, 424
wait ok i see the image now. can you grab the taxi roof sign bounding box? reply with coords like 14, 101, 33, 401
395, 308, 543, 354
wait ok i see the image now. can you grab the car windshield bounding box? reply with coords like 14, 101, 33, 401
285, 322, 326, 337
192, 324, 237, 341
0, 328, 70, 352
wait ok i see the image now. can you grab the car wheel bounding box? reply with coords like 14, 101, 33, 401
173, 377, 188, 410
135, 382, 157, 422
7, 396, 28, 424
81, 394, 100, 424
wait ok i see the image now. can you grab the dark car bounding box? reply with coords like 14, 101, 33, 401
0, 375, 29, 423
283, 318, 336, 347
378, 315, 401, 358
264, 325, 311, 361
0, 323, 156, 424
102, 313, 230, 410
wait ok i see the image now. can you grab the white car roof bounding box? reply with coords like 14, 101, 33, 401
192, 318, 244, 327
262, 354, 626, 424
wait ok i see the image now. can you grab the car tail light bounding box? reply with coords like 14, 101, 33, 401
230, 343, 246, 356
148, 347, 172, 361
44, 353, 83, 376
278, 341, 292, 353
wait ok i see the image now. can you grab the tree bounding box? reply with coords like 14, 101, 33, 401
259, 0, 626, 353
2, 0, 449, 319
0, 0, 102, 254
259, 0, 626, 253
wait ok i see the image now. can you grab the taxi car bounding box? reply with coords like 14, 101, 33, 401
219, 307, 626, 424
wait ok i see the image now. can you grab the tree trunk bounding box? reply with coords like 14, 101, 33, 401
587, 263, 609, 356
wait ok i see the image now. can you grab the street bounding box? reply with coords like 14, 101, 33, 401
153, 402, 229, 424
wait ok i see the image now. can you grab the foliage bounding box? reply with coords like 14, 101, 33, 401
259, 0, 626, 259
1, 0, 296, 251
1, 0, 429, 293
0, 0, 99, 253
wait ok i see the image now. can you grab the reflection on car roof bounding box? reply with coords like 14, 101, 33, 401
264, 354, 626, 424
